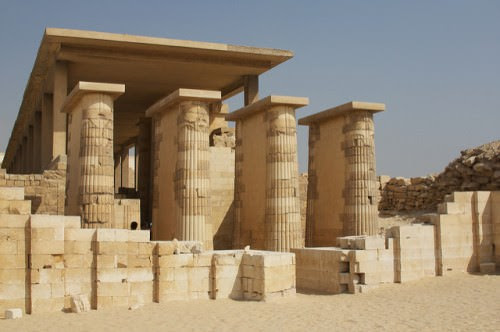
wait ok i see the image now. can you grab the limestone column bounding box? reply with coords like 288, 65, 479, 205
137, 117, 152, 229
226, 96, 308, 252
343, 111, 379, 236
145, 89, 220, 245
62, 82, 125, 228
52, 61, 68, 160
33, 111, 42, 173
120, 146, 131, 188
28, 124, 34, 173
114, 153, 121, 193
21, 136, 28, 173
41, 93, 53, 170
298, 101, 384, 246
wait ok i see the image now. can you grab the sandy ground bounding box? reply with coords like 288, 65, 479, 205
1, 272, 499, 332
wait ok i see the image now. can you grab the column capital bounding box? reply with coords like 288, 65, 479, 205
298, 101, 385, 126
145, 88, 221, 118
226, 95, 309, 121
62, 81, 125, 113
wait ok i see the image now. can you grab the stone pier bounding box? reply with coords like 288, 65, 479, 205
62, 81, 125, 228
146, 89, 220, 247
226, 96, 308, 252
298, 101, 385, 246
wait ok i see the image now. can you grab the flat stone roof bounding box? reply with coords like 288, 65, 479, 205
145, 89, 221, 117
3, 28, 293, 168
225, 95, 309, 121
298, 101, 385, 125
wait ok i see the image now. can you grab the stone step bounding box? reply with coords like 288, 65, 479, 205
0, 213, 30, 228
0, 199, 31, 215
0, 187, 24, 201
437, 202, 464, 215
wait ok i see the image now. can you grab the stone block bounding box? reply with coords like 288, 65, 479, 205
31, 240, 64, 254
65, 241, 92, 254
0, 254, 25, 269
158, 254, 193, 268
71, 294, 91, 313
96, 241, 128, 255
30, 254, 64, 269
31, 268, 64, 284
437, 202, 464, 215
64, 216, 82, 229
0, 214, 30, 228
30, 215, 66, 229
4, 308, 23, 319
95, 229, 117, 242
0, 200, 31, 214
30, 297, 64, 313
0, 284, 25, 300
129, 230, 150, 242
97, 268, 128, 283
64, 268, 93, 283
65, 229, 95, 241
0, 187, 24, 201
128, 268, 154, 282
479, 262, 496, 274
96, 282, 129, 297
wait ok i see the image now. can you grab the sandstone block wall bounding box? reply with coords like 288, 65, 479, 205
0, 214, 29, 314
209, 147, 235, 249
293, 236, 393, 294
0, 160, 66, 215
113, 199, 141, 230
0, 196, 295, 316
294, 190, 499, 294
432, 191, 499, 274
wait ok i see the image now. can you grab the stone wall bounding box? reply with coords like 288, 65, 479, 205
0, 194, 296, 316
379, 140, 500, 212
210, 147, 235, 249
293, 190, 500, 294
0, 158, 66, 215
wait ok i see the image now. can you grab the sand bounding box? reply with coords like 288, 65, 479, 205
1, 272, 499, 332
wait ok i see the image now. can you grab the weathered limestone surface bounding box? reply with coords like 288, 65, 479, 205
146, 89, 221, 248
294, 190, 500, 295
0, 160, 66, 215
299, 102, 384, 247
210, 147, 235, 249
63, 82, 125, 228
0, 203, 295, 316
227, 96, 308, 252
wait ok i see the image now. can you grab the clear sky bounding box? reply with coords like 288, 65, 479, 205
0, 1, 498, 177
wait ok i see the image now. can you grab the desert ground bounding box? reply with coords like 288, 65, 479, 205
1, 272, 499, 332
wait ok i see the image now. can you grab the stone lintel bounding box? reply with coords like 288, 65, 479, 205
62, 81, 125, 113
225, 95, 309, 121
145, 88, 221, 117
298, 101, 385, 126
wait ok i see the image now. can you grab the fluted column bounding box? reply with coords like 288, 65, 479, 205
343, 112, 379, 236
62, 81, 125, 228
175, 101, 211, 242
226, 96, 308, 252
265, 105, 303, 252
145, 89, 220, 245
298, 101, 384, 246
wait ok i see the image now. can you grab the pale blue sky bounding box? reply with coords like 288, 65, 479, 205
0, 1, 498, 176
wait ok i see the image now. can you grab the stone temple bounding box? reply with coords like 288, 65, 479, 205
0, 28, 498, 315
